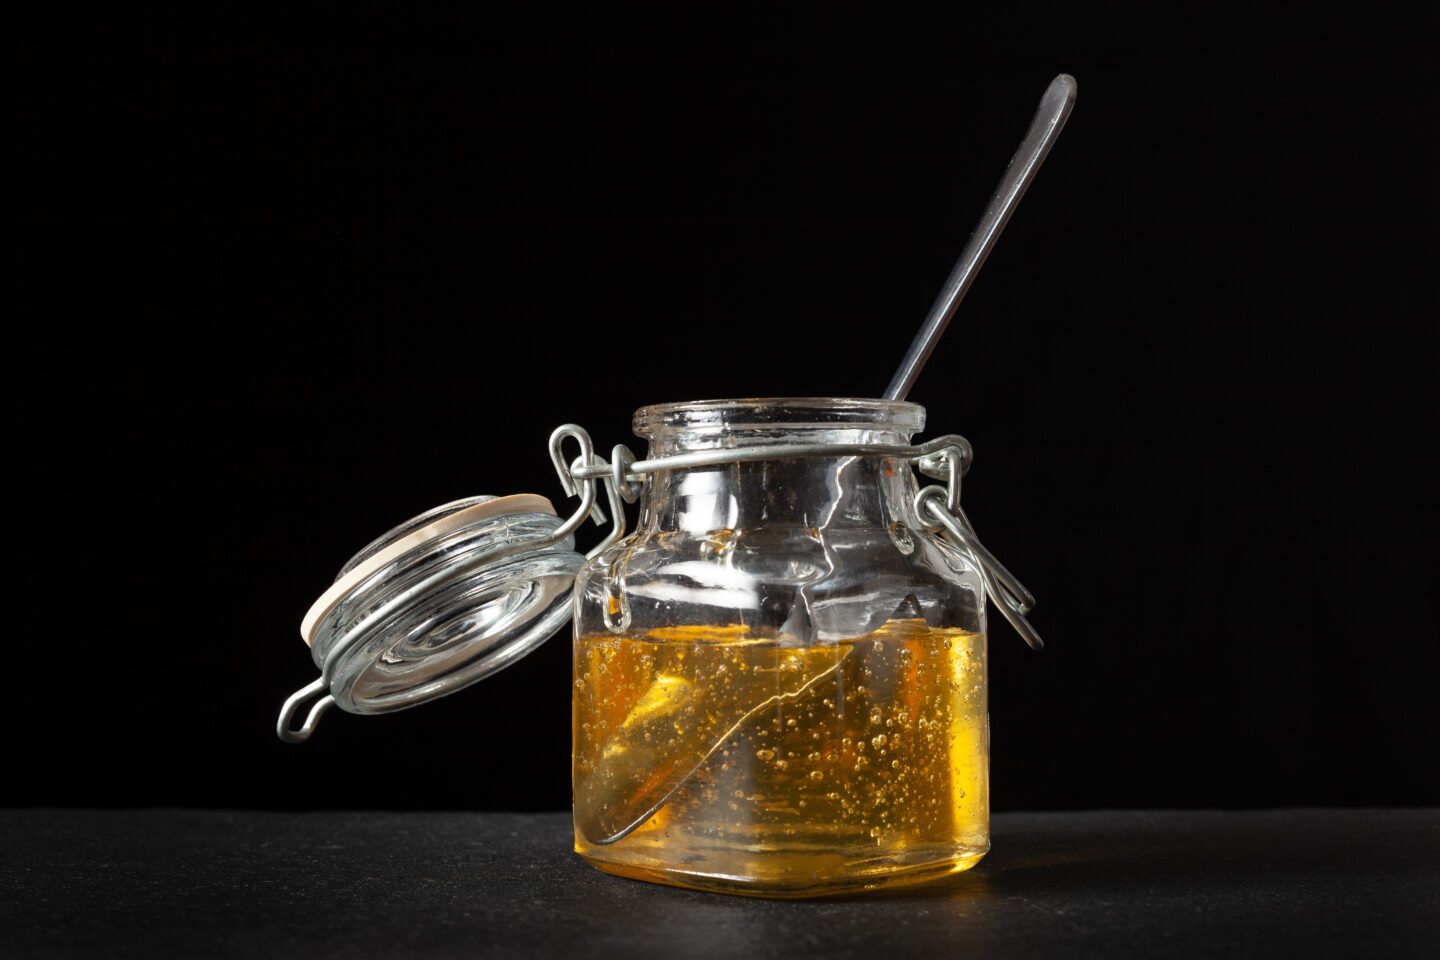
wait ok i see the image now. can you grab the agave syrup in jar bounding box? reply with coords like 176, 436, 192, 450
573, 618, 990, 896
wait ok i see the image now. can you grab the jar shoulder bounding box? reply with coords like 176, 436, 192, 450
576, 523, 985, 640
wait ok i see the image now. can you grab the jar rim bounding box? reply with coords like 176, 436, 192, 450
633, 397, 925, 438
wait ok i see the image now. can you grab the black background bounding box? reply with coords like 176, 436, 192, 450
22, 5, 1435, 813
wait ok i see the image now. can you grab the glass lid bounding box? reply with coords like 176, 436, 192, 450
277, 493, 585, 742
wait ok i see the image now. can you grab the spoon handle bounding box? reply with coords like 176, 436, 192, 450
883, 74, 1077, 401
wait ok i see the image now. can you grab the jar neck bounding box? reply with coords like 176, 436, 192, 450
630, 399, 926, 535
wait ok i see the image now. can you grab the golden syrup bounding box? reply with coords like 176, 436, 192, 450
572, 619, 988, 897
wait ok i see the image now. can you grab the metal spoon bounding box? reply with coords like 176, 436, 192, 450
574, 649, 853, 846
884, 74, 1077, 400
580, 77, 1076, 847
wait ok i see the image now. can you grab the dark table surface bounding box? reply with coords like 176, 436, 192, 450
3, 809, 1437, 958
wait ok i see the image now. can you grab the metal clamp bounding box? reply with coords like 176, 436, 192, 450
547, 424, 631, 556
564, 432, 974, 486
279, 423, 1041, 742
915, 486, 1043, 651
555, 424, 1042, 652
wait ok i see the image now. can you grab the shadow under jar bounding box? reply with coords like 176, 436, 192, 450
572, 398, 989, 897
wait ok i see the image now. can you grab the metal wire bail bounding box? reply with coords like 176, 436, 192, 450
560, 426, 1043, 652
914, 485, 1044, 651
278, 420, 1042, 744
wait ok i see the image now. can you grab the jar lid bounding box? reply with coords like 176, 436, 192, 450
277, 493, 585, 742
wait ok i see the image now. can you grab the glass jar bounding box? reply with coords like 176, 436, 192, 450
570, 398, 990, 897
278, 396, 1039, 899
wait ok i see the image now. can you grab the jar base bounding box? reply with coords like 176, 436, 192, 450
577, 848, 987, 899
